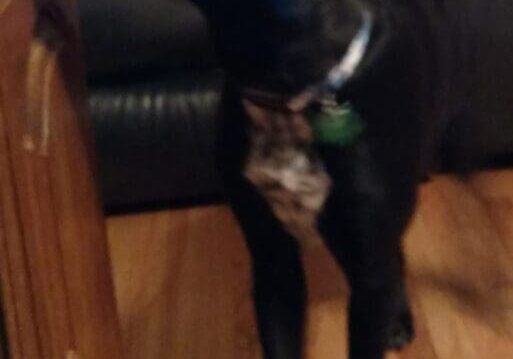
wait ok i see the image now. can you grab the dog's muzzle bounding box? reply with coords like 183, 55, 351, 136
242, 8, 373, 114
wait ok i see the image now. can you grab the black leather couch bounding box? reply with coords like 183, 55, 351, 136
79, 0, 225, 212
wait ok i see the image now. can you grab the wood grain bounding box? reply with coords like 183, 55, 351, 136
108, 170, 513, 359
0, 0, 10, 15
0, 1, 123, 358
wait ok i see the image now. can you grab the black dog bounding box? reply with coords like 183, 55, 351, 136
189, 0, 513, 358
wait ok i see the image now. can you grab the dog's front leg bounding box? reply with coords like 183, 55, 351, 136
217, 95, 307, 358
318, 142, 416, 359
226, 176, 306, 359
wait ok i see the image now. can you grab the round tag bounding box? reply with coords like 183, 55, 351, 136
310, 102, 365, 146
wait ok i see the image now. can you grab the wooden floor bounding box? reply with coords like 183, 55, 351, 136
106, 170, 513, 359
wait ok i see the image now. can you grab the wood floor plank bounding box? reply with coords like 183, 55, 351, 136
107, 170, 513, 358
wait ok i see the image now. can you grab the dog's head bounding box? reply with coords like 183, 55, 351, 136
191, 0, 367, 96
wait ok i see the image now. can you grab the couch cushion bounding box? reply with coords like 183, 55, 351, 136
78, 0, 216, 82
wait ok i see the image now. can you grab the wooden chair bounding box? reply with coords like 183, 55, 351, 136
0, 1, 124, 358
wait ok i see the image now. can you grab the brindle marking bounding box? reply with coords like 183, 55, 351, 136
243, 100, 331, 245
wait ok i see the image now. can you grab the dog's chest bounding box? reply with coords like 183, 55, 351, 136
243, 110, 332, 244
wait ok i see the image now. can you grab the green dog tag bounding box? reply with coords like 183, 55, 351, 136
310, 102, 365, 146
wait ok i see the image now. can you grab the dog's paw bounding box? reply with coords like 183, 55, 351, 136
385, 293, 415, 350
